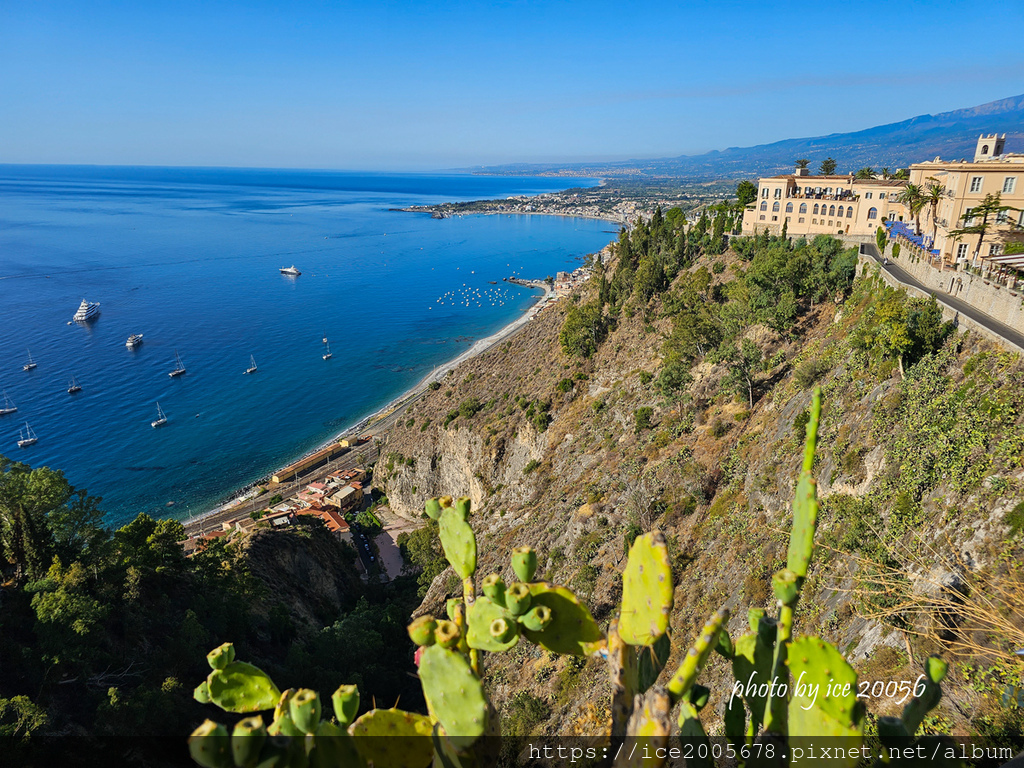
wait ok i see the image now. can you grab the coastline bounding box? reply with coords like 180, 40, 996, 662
182, 282, 560, 528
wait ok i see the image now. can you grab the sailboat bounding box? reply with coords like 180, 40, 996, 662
0, 391, 16, 416
245, 355, 258, 375
23, 350, 37, 371
169, 351, 186, 377
151, 403, 167, 428
322, 340, 333, 360
322, 330, 328, 344
18, 423, 38, 447
67, 376, 82, 394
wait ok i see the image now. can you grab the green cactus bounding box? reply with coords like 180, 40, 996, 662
637, 632, 671, 694
193, 681, 212, 705
504, 582, 532, 616
511, 546, 537, 583
332, 684, 360, 727
519, 604, 552, 633
425, 497, 442, 520
520, 583, 604, 656
311, 720, 363, 768
350, 708, 433, 768
206, 660, 282, 713
466, 595, 518, 652
615, 687, 672, 768
665, 608, 729, 701
772, 568, 800, 604
678, 699, 713, 768
454, 495, 471, 520
438, 502, 477, 580
787, 636, 863, 753
608, 619, 639, 743
188, 720, 231, 768
434, 619, 461, 649
731, 617, 778, 737
289, 689, 321, 735
419, 645, 487, 750
206, 642, 236, 670
480, 573, 506, 605
787, 388, 821, 580
901, 655, 948, 735
407, 615, 437, 646
230, 715, 266, 768
619, 531, 674, 646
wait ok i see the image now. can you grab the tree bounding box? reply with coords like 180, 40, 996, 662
876, 226, 888, 254
795, 159, 810, 169
716, 339, 763, 408
819, 158, 837, 175
558, 301, 606, 357
854, 167, 876, 180
892, 169, 910, 180
895, 183, 926, 236
656, 352, 693, 414
736, 180, 758, 208
923, 178, 946, 244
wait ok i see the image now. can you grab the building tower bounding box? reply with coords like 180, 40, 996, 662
974, 133, 1006, 162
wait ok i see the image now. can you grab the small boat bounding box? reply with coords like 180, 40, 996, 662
126, 333, 143, 348
280, 265, 301, 276
73, 298, 101, 322
18, 423, 38, 447
67, 376, 82, 394
169, 351, 186, 377
23, 350, 37, 371
322, 340, 333, 360
245, 355, 258, 375
151, 403, 167, 428
322, 330, 328, 344
0, 391, 16, 416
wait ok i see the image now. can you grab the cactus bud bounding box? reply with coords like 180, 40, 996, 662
407, 615, 437, 646
488, 617, 517, 643
435, 619, 461, 649
193, 681, 212, 704
425, 498, 442, 520
771, 568, 800, 605
188, 720, 231, 768
505, 582, 532, 616
481, 573, 506, 605
438, 495, 454, 509
231, 715, 266, 768
332, 684, 360, 726
519, 604, 552, 632
511, 546, 538, 583
926, 655, 948, 683
455, 496, 472, 520
206, 642, 235, 670
289, 688, 321, 734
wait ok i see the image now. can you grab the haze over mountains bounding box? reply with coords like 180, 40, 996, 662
473, 93, 1024, 181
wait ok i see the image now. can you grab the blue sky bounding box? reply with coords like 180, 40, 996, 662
2, 0, 1023, 170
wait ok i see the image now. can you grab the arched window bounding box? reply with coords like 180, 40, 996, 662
786, 203, 793, 212
772, 202, 780, 212
813, 204, 819, 215
867, 207, 878, 219
799, 203, 807, 214
847, 207, 853, 218
760, 201, 767, 211
981, 145, 989, 155
837, 206, 844, 217
829, 205, 836, 217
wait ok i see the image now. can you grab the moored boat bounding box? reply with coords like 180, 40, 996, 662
322, 340, 333, 360
126, 333, 143, 348
280, 265, 301, 276
23, 350, 37, 371
245, 355, 258, 374
0, 391, 16, 416
73, 299, 100, 322
18, 423, 38, 447
67, 376, 82, 394
151, 403, 167, 428
169, 351, 186, 377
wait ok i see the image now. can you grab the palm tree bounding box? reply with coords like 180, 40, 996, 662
923, 178, 946, 244
854, 167, 876, 180
881, 167, 892, 180
795, 159, 810, 170
896, 183, 926, 236
893, 169, 910, 180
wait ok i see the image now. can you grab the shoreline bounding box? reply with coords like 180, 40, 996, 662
398, 207, 627, 227
182, 282, 559, 528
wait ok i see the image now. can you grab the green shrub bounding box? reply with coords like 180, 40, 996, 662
428, 381, 441, 391
634, 407, 654, 432
1005, 501, 1024, 537
710, 418, 730, 438
638, 371, 653, 386
523, 459, 541, 474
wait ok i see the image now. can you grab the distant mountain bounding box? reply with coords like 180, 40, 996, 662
472, 94, 1024, 181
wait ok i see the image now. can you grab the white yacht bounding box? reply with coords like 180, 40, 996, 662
169, 351, 186, 377
245, 355, 258, 375
73, 299, 101, 322
126, 334, 143, 348
151, 403, 167, 428
280, 265, 301, 276
67, 376, 82, 394
322, 340, 333, 360
0, 391, 16, 416
23, 350, 37, 371
18, 423, 38, 447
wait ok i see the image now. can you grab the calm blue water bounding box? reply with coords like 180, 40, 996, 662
0, 166, 615, 526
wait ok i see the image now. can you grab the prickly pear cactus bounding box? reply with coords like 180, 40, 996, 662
901, 655, 948, 735
637, 633, 671, 694
787, 636, 863, 759
511, 546, 538, 582
205, 661, 282, 713
613, 687, 672, 768
332, 684, 360, 727
665, 608, 729, 701
521, 583, 604, 656
350, 708, 434, 768
230, 715, 266, 768
787, 388, 820, 579
619, 531, 674, 646
418, 644, 487, 750
188, 720, 230, 768
608, 619, 639, 742
437, 501, 477, 580
731, 617, 778, 734
466, 595, 518, 652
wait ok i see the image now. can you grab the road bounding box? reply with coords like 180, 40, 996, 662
861, 243, 1024, 352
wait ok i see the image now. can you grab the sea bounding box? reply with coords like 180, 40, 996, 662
0, 166, 617, 527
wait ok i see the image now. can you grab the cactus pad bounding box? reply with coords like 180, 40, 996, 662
665, 608, 729, 701
230, 715, 266, 767
614, 687, 672, 768
619, 531, 674, 646
521, 583, 604, 656
731, 628, 776, 732
787, 636, 863, 754
467, 595, 518, 652
206, 661, 282, 713
206, 642, 235, 670
902, 655, 947, 735
438, 506, 477, 580
289, 688, 321, 734
188, 720, 231, 768
772, 568, 801, 605
787, 388, 821, 578
511, 546, 538, 583
419, 644, 487, 750
350, 708, 433, 768
637, 632, 671, 694
678, 700, 713, 768
454, 496, 471, 520
193, 681, 212, 704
